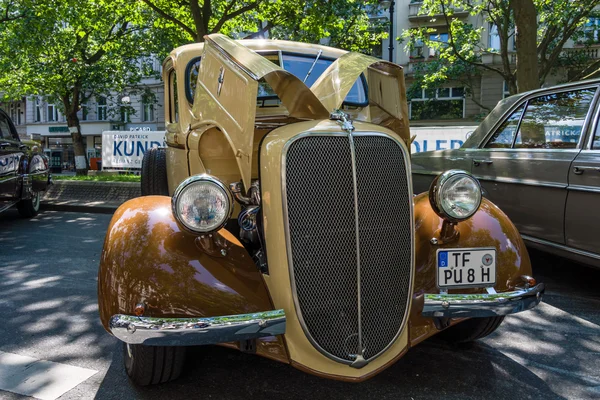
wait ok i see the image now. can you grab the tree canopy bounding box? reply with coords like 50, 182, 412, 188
401, 0, 600, 100
141, 0, 388, 52
0, 0, 162, 173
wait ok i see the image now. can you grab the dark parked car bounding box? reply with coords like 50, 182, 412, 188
413, 79, 600, 268
0, 108, 50, 217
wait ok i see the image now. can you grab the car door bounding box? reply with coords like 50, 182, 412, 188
0, 111, 21, 200
565, 117, 600, 256
470, 86, 598, 244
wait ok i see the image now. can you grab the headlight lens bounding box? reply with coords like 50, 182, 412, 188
172, 175, 233, 234
430, 170, 482, 222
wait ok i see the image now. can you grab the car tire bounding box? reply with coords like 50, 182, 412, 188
141, 147, 169, 196
123, 343, 186, 386
17, 191, 40, 218
439, 316, 505, 343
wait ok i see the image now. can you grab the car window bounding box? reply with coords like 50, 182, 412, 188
594, 130, 600, 150
514, 88, 596, 149
485, 104, 525, 148
0, 114, 14, 140
184, 51, 368, 106
281, 54, 367, 106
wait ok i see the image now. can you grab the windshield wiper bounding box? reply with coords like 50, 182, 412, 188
303, 49, 323, 83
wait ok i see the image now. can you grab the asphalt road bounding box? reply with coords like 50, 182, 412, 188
0, 210, 599, 400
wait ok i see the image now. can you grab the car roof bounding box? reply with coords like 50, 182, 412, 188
463, 78, 600, 148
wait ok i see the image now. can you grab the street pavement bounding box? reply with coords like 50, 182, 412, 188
0, 210, 599, 400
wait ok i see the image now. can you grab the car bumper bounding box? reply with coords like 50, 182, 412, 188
109, 309, 286, 346
421, 283, 545, 318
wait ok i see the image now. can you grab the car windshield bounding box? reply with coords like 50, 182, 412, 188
186, 51, 368, 106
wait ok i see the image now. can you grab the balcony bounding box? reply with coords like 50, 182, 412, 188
408, 1, 469, 22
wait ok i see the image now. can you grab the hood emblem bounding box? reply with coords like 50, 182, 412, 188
330, 109, 355, 133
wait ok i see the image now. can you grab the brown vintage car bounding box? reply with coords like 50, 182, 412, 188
412, 79, 600, 268
98, 34, 544, 386
0, 108, 50, 217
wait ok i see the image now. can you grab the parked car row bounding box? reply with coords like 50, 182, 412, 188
0, 108, 50, 217
413, 79, 600, 268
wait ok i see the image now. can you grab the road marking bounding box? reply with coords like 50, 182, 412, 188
0, 351, 97, 400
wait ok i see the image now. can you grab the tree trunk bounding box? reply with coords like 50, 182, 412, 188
510, 0, 539, 93
66, 111, 88, 176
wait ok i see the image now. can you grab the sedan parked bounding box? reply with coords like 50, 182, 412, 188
0, 108, 50, 217
412, 79, 600, 268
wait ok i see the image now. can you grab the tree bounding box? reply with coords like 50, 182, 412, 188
141, 0, 388, 52
401, 0, 600, 97
0, 0, 162, 175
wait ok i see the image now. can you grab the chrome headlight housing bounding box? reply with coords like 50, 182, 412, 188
429, 170, 482, 222
172, 174, 233, 234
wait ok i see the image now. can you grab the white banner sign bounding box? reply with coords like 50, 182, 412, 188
102, 131, 166, 169
410, 126, 477, 153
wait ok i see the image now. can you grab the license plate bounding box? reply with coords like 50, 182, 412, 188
437, 248, 496, 289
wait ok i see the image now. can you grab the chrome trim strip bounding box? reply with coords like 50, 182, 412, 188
412, 169, 441, 176
422, 283, 545, 318
476, 176, 566, 189
109, 309, 286, 346
280, 130, 415, 367
567, 185, 600, 193
521, 234, 600, 261
347, 132, 365, 366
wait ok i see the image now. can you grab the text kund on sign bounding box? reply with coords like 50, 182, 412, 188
102, 131, 165, 168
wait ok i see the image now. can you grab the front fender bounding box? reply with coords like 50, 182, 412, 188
410, 192, 532, 345
98, 196, 274, 332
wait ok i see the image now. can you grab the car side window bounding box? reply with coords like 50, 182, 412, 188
0, 114, 14, 140
514, 88, 596, 149
485, 104, 525, 148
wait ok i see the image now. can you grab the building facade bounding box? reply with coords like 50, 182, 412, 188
0, 57, 165, 172
381, 0, 598, 125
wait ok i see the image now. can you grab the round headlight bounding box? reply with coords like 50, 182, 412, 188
429, 170, 482, 222
172, 174, 233, 234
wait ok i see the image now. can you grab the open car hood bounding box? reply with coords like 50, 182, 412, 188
191, 34, 409, 189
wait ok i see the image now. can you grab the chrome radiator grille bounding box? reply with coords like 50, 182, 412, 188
283, 133, 413, 365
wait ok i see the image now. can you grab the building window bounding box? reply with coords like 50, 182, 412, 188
410, 38, 424, 59
80, 104, 88, 121
409, 87, 465, 120
47, 104, 59, 122
35, 98, 42, 122
489, 24, 501, 51
428, 33, 448, 57
579, 17, 600, 44
120, 106, 130, 123
97, 97, 107, 121
142, 94, 154, 122
9, 102, 22, 125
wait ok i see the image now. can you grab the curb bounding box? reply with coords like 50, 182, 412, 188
41, 202, 118, 214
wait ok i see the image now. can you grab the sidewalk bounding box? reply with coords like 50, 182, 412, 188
41, 180, 141, 214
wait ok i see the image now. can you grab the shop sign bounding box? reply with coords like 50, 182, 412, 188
410, 126, 476, 153
102, 130, 165, 168
49, 126, 70, 133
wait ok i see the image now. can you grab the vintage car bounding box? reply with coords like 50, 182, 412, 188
0, 108, 50, 217
412, 79, 600, 268
98, 34, 544, 386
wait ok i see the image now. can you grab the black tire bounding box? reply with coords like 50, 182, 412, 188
123, 343, 186, 386
141, 147, 169, 196
17, 191, 41, 218
438, 316, 505, 343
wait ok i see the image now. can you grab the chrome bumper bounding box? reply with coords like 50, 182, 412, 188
109, 309, 286, 346
422, 283, 545, 318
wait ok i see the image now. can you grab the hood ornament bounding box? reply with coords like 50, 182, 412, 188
330, 109, 354, 133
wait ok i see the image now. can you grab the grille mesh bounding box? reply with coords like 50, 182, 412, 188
284, 134, 412, 363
